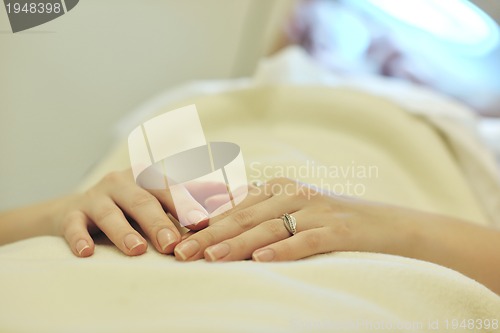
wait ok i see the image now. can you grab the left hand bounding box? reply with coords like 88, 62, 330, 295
174, 178, 413, 262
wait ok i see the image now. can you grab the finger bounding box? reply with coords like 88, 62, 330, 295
207, 184, 252, 217
154, 181, 241, 217
181, 230, 195, 241
252, 228, 339, 262
208, 183, 272, 225
183, 181, 229, 205
204, 209, 322, 261
62, 211, 95, 257
204, 194, 232, 213
148, 181, 226, 211
208, 176, 310, 221
111, 185, 181, 254
174, 194, 298, 261
204, 218, 285, 261
150, 184, 210, 230
84, 196, 148, 256
170, 185, 211, 229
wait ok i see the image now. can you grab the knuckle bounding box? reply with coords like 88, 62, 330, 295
248, 185, 266, 199
196, 222, 233, 248
145, 216, 169, 231
307, 203, 333, 216
95, 205, 123, 222
269, 177, 292, 185
210, 205, 230, 218
292, 188, 308, 201
292, 183, 315, 201
324, 223, 351, 250
208, 207, 236, 226
150, 189, 170, 205
129, 191, 157, 209
268, 178, 299, 197
304, 233, 322, 251
330, 221, 351, 238
61, 210, 85, 236
83, 187, 98, 200
232, 209, 255, 230
267, 220, 285, 237
101, 171, 122, 185
217, 209, 233, 219
198, 227, 217, 246
268, 183, 284, 196
230, 236, 247, 252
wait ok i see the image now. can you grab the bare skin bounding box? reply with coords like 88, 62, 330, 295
175, 178, 500, 295
0, 169, 224, 257
1, 173, 499, 295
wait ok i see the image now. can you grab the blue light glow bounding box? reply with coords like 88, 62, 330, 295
348, 0, 499, 55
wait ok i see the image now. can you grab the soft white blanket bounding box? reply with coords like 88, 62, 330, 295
1, 51, 500, 332
1, 236, 499, 333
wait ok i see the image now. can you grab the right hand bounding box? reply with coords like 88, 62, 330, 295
54, 169, 227, 257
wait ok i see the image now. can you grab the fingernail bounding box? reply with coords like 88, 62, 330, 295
124, 234, 145, 252
187, 210, 208, 225
205, 243, 230, 261
76, 239, 90, 256
175, 239, 200, 260
253, 249, 275, 262
157, 228, 177, 252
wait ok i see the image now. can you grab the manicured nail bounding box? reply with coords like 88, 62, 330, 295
175, 239, 200, 260
76, 239, 90, 256
157, 228, 177, 252
124, 234, 145, 252
187, 210, 208, 225
205, 243, 230, 261
253, 249, 275, 262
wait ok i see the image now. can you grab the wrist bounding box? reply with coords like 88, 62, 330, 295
351, 202, 425, 258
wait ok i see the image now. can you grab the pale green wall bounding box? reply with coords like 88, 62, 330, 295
0, 0, 293, 210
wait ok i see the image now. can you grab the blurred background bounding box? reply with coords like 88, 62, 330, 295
1, 0, 499, 211
0, 0, 292, 210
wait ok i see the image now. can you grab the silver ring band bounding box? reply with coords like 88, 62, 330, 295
281, 213, 297, 236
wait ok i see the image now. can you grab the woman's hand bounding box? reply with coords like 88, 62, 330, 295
174, 177, 500, 295
52, 170, 227, 257
173, 177, 410, 261
53, 170, 165, 257
0, 168, 233, 257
